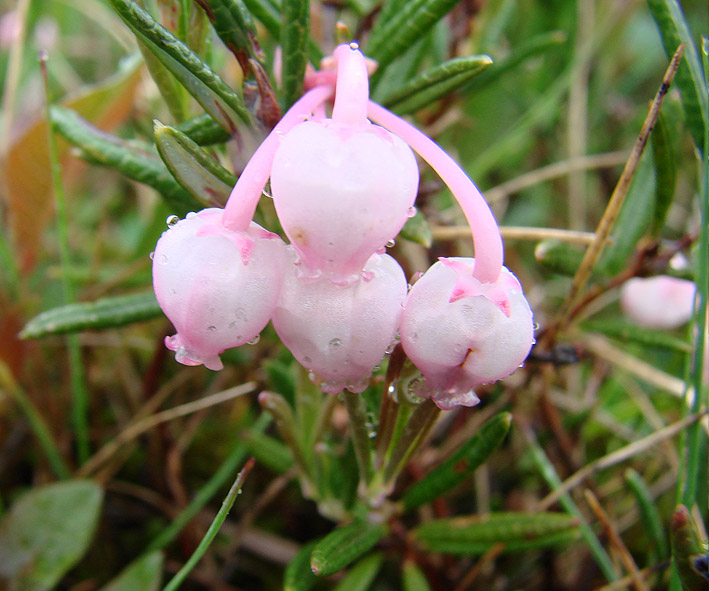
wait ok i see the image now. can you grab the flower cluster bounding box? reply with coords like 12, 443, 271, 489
152, 43, 535, 409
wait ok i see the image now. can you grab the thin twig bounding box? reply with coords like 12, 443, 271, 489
584, 489, 650, 591
538, 409, 709, 509
432, 225, 598, 245
550, 44, 685, 340
78, 382, 256, 476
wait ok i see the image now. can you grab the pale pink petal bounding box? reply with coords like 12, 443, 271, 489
621, 276, 696, 329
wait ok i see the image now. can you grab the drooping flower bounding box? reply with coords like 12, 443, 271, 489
152, 209, 287, 370
621, 275, 696, 329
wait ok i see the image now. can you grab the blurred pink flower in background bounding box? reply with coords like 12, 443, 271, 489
620, 276, 696, 329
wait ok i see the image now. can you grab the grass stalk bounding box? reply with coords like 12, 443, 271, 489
40, 52, 91, 465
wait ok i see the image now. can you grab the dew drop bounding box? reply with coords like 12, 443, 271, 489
149, 251, 155, 260
387, 385, 396, 395
262, 188, 273, 199
186, 212, 197, 219
207, 325, 217, 331
308, 371, 317, 383
166, 214, 180, 227
247, 334, 260, 345
386, 239, 396, 248
157, 254, 168, 265
407, 206, 417, 218
533, 322, 540, 331
349, 41, 359, 50
303, 355, 312, 365
329, 338, 342, 348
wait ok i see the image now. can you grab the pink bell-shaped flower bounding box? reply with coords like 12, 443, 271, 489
620, 275, 696, 329
270, 118, 418, 283
400, 259, 534, 410
152, 208, 287, 370
271, 251, 407, 393
270, 44, 418, 284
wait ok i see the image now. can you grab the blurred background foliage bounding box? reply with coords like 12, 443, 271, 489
0, 0, 707, 589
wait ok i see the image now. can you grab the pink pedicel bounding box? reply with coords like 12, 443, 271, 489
400, 259, 534, 410
151, 42, 535, 405
152, 209, 287, 371
620, 276, 696, 329
272, 251, 407, 394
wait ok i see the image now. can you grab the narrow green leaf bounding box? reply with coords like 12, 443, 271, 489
624, 469, 669, 561
241, 429, 294, 473
413, 512, 580, 555
647, 0, 708, 154
402, 560, 431, 591
381, 55, 493, 114
99, 551, 164, 591
176, 113, 231, 145
196, 0, 260, 69
50, 106, 202, 215
366, 0, 464, 74
650, 110, 677, 235
281, 0, 309, 109
670, 505, 708, 591
20, 292, 162, 339
310, 521, 387, 576
401, 412, 511, 511
154, 120, 236, 206
283, 541, 319, 591
581, 318, 692, 353
534, 240, 585, 276
242, 0, 322, 64
599, 150, 655, 275
136, 39, 189, 121
333, 553, 384, 591
399, 208, 432, 248
108, 0, 252, 130
0, 481, 103, 591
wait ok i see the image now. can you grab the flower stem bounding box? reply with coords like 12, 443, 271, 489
332, 43, 369, 126
342, 390, 374, 486
222, 84, 333, 230
367, 101, 503, 284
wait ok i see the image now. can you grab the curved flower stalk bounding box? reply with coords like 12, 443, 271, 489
621, 275, 696, 329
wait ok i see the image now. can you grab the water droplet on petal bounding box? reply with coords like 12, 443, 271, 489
386, 239, 396, 248
207, 325, 217, 331
533, 322, 540, 331
262, 188, 273, 199
308, 371, 317, 383
166, 214, 180, 227
329, 338, 342, 348
149, 251, 155, 260
407, 206, 417, 218
247, 334, 260, 345
349, 41, 359, 50
158, 254, 168, 265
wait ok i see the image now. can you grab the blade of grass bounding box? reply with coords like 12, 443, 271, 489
521, 424, 618, 581
161, 458, 255, 591
550, 44, 684, 339
0, 361, 71, 479
146, 412, 270, 552
40, 53, 91, 465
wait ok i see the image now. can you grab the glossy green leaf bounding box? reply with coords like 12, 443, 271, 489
333, 553, 384, 591
366, 0, 465, 74
241, 429, 294, 473
137, 38, 189, 121
50, 106, 202, 215
281, 0, 310, 109
283, 541, 318, 591
21, 292, 162, 339
647, 0, 708, 154
650, 110, 677, 235
310, 521, 387, 576
196, 0, 260, 69
670, 505, 708, 591
580, 318, 692, 353
176, 113, 232, 145
399, 208, 432, 248
624, 469, 669, 561
534, 240, 585, 276
108, 0, 252, 131
154, 120, 236, 206
413, 512, 580, 554
0, 481, 103, 591
381, 55, 492, 114
402, 560, 431, 591
401, 412, 511, 511
99, 551, 164, 591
